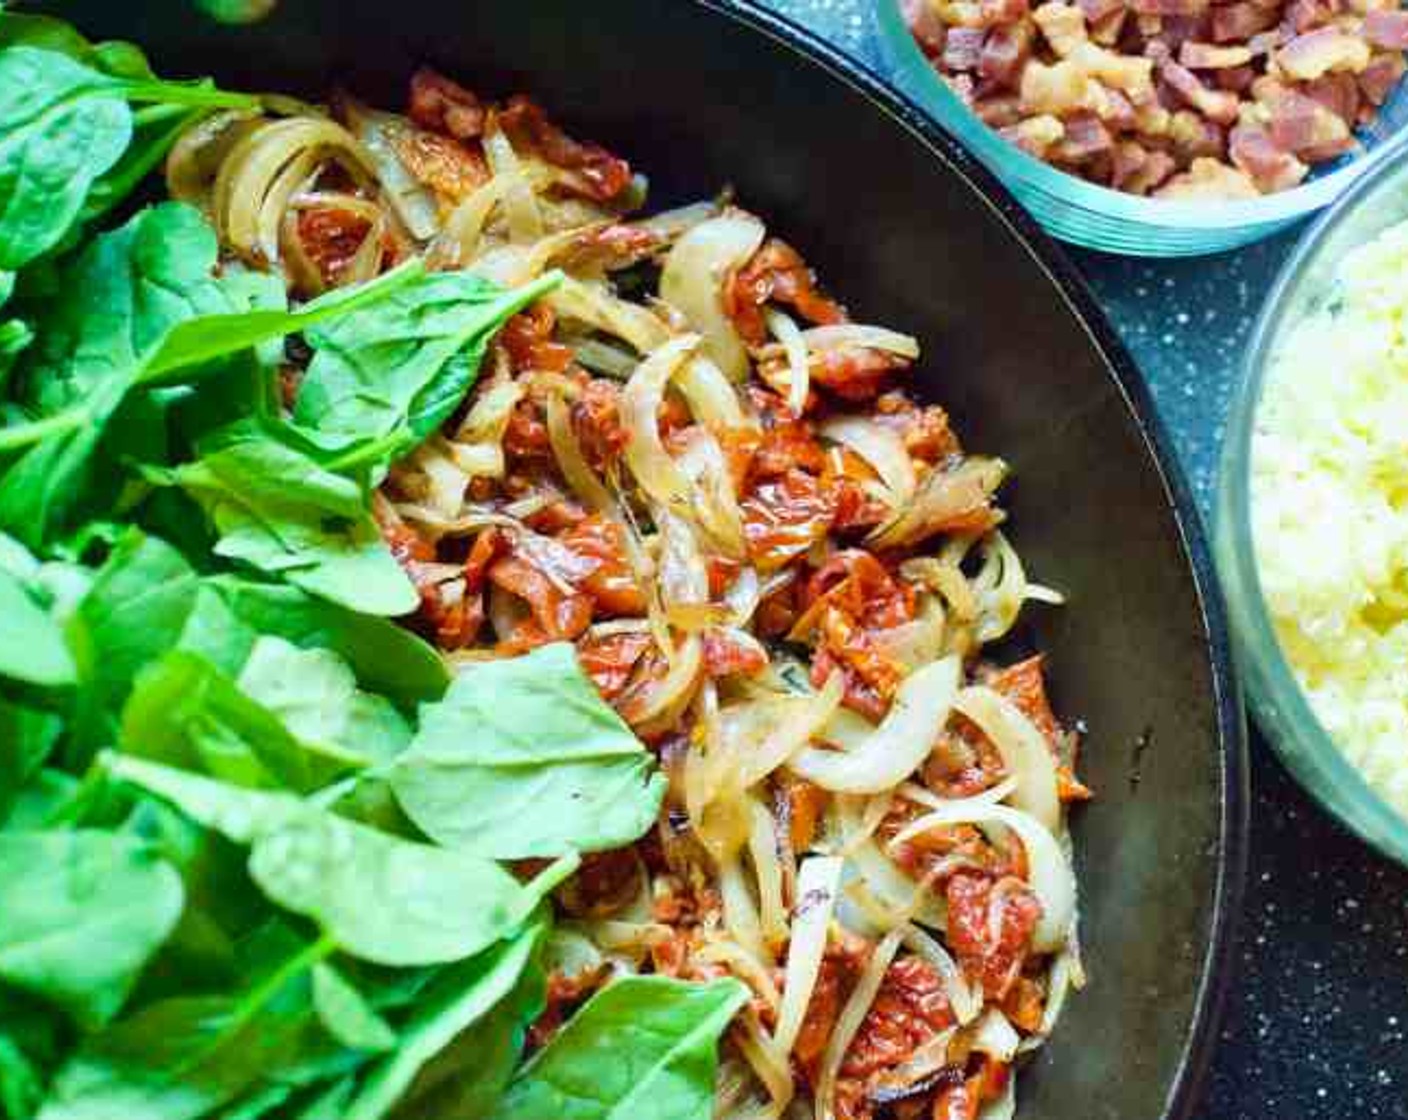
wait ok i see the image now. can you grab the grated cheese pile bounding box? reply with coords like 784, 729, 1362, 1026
1253, 217, 1408, 819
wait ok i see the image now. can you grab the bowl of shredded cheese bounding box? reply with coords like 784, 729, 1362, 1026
1218, 131, 1408, 863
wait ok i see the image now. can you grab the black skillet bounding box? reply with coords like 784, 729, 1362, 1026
54, 2, 1251, 1116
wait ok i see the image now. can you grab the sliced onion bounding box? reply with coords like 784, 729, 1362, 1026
749, 800, 790, 946
622, 635, 703, 736
800, 324, 921, 358
568, 335, 640, 379
766, 307, 811, 417
633, 199, 721, 243
867, 1025, 959, 1100
833, 797, 946, 931
695, 940, 781, 1011
488, 582, 530, 642
897, 776, 1018, 813
815, 928, 903, 1120
871, 599, 946, 673
736, 1011, 796, 1116
483, 120, 542, 244
676, 354, 748, 429
442, 379, 523, 480
891, 804, 1075, 953
741, 673, 844, 787
773, 855, 843, 1054
547, 277, 673, 354
969, 531, 1028, 644
545, 390, 614, 512
815, 708, 878, 753
867, 458, 1007, 551
719, 852, 769, 964
428, 174, 513, 269
725, 566, 763, 626
952, 686, 1060, 832
166, 109, 261, 206
969, 1008, 1021, 1062
675, 428, 747, 559
1020, 945, 1082, 1051
901, 924, 980, 1025
819, 417, 917, 508
789, 657, 960, 794
660, 211, 766, 381
339, 98, 440, 240
621, 335, 699, 511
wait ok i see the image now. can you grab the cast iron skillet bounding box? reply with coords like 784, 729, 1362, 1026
59, 2, 1249, 1116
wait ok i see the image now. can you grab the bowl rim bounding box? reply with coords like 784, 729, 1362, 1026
874, 0, 1402, 231
1215, 140, 1408, 866
708, 1, 1249, 1115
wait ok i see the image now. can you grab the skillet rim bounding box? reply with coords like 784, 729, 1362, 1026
691, 2, 1251, 1116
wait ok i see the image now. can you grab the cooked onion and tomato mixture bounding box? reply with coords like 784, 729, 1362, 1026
0, 19, 1085, 1120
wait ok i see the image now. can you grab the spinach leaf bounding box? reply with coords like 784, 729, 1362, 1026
309, 965, 395, 1054
0, 45, 254, 272
0, 698, 62, 823
0, 566, 75, 688
120, 652, 349, 793
0, 990, 63, 1120
103, 754, 577, 967
210, 578, 448, 707
391, 642, 665, 858
195, 0, 280, 25
493, 976, 749, 1120
170, 423, 416, 616
0, 830, 184, 1029
36, 936, 336, 1120
293, 269, 561, 469
342, 917, 546, 1120
237, 638, 410, 767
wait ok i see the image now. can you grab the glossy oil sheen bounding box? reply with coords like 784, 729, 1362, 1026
59, 2, 1247, 1116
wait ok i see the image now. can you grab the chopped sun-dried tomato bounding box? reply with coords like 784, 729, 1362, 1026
529, 964, 607, 1049
294, 206, 374, 289
408, 67, 485, 139
500, 303, 574, 374
389, 125, 490, 201
577, 630, 654, 701
558, 514, 645, 617
945, 874, 1043, 1001
572, 378, 630, 471
498, 94, 633, 202
1001, 975, 1046, 1032
559, 222, 660, 273
805, 345, 912, 402
749, 415, 828, 481
812, 608, 904, 720
488, 554, 593, 649
723, 237, 847, 347
776, 774, 828, 853
804, 550, 916, 629
794, 930, 872, 1084
984, 656, 1060, 743
841, 955, 957, 1082
879, 801, 1014, 885
875, 390, 961, 462
740, 468, 835, 570
701, 629, 767, 677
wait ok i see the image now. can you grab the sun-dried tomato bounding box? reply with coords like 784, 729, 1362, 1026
555, 847, 640, 918
741, 468, 835, 570
701, 629, 767, 677
945, 874, 1043, 1000
488, 555, 593, 648
723, 237, 847, 346
875, 391, 961, 463
529, 964, 608, 1049
1001, 976, 1046, 1032
559, 223, 660, 273
749, 415, 827, 481
879, 801, 1013, 885
577, 630, 653, 701
408, 67, 485, 139
390, 125, 490, 200
811, 608, 905, 719
558, 514, 645, 616
776, 774, 828, 853
572, 378, 630, 471
500, 303, 574, 374
794, 930, 873, 1084
841, 955, 957, 1082
983, 656, 1060, 743
804, 551, 915, 629
806, 345, 912, 402
499, 95, 633, 202
294, 206, 374, 288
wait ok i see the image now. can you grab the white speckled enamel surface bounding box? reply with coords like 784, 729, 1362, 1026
764, 1, 1408, 1115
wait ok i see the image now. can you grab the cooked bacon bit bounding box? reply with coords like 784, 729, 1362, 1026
294, 206, 374, 287
555, 847, 641, 918
795, 930, 873, 1084
1078, 0, 1124, 22
1303, 71, 1361, 125
1132, 0, 1209, 15
741, 468, 836, 570
1277, 27, 1372, 80
1168, 110, 1225, 161
1360, 51, 1407, 105
723, 238, 848, 347
489, 554, 594, 648
1265, 88, 1350, 156
945, 875, 1043, 1000
1366, 10, 1408, 50
840, 956, 957, 1088
408, 67, 486, 139
577, 630, 653, 700
1230, 123, 1310, 190
904, 0, 949, 56
1210, 2, 1277, 42
1160, 59, 1243, 121
701, 629, 768, 677
390, 126, 490, 201
500, 303, 574, 374
981, 24, 1037, 92
1056, 112, 1114, 160
944, 26, 988, 70
1033, 2, 1088, 57
499, 94, 633, 202
558, 514, 645, 616
1180, 40, 1253, 67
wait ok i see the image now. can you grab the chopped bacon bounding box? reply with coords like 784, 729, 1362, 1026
577, 630, 653, 700
723, 238, 848, 347
1079, 0, 1125, 22
294, 206, 374, 288
1229, 123, 1309, 191
944, 26, 988, 71
1360, 51, 1407, 105
903, 0, 948, 57
1366, 9, 1408, 50
1210, 3, 1277, 42
945, 875, 1043, 1000
1303, 71, 1361, 125
1160, 59, 1242, 122
499, 95, 633, 202
1057, 113, 1114, 160
740, 468, 836, 570
408, 67, 486, 139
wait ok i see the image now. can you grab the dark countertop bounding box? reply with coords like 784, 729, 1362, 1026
767, 3, 1408, 1116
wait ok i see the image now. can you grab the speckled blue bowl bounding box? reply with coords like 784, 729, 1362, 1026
877, 0, 1408, 257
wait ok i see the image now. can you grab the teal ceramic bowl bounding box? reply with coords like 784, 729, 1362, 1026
877, 0, 1408, 256
1215, 136, 1408, 866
